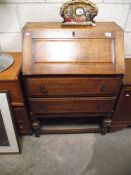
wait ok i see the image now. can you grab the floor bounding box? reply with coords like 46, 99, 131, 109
0, 129, 131, 175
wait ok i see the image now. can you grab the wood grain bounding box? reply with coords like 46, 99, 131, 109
29, 97, 116, 114
22, 22, 125, 75
27, 77, 121, 97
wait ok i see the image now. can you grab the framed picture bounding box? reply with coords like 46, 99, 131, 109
0, 91, 20, 154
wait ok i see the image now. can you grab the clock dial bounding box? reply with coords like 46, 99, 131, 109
75, 7, 84, 16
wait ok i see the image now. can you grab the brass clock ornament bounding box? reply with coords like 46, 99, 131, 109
60, 0, 98, 26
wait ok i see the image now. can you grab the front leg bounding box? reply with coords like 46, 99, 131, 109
32, 120, 40, 137
30, 113, 40, 137
101, 118, 112, 135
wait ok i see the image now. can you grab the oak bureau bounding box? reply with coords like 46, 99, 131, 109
22, 22, 125, 136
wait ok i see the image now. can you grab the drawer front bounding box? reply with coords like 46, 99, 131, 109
0, 81, 24, 106
27, 77, 121, 97
13, 107, 32, 134
29, 97, 116, 114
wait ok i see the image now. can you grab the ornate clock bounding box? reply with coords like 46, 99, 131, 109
60, 0, 98, 26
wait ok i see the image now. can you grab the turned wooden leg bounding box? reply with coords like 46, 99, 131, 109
101, 118, 112, 135
30, 113, 41, 137
101, 127, 108, 135
32, 121, 40, 137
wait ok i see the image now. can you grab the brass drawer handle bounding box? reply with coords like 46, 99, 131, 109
39, 84, 47, 94
40, 105, 48, 112
100, 84, 107, 92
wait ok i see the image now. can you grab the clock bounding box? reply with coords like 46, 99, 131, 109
60, 0, 98, 26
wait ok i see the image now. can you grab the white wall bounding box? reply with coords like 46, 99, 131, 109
0, 0, 131, 58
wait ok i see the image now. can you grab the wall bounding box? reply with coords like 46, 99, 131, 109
0, 0, 131, 58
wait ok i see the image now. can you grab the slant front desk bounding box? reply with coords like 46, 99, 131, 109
22, 22, 125, 136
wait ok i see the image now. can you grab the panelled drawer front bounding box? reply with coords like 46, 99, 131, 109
29, 97, 116, 114
27, 77, 121, 97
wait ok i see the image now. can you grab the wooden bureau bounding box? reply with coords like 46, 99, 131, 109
0, 53, 32, 134
22, 22, 125, 136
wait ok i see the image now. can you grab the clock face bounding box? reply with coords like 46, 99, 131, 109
75, 7, 84, 16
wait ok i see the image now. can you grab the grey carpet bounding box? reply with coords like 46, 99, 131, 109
0, 129, 131, 175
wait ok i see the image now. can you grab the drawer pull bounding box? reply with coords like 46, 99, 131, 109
39, 84, 47, 94
40, 105, 48, 112
72, 31, 75, 37
100, 84, 107, 92
19, 125, 24, 129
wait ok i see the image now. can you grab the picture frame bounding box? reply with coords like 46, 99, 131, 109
0, 91, 20, 154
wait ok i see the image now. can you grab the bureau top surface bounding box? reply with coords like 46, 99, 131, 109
0, 52, 21, 81
23, 22, 122, 31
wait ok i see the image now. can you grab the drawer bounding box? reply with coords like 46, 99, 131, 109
13, 107, 32, 134
26, 77, 121, 97
29, 97, 116, 114
13, 107, 27, 122
15, 121, 27, 133
0, 81, 24, 106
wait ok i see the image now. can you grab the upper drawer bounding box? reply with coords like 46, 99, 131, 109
0, 81, 24, 106
26, 77, 121, 97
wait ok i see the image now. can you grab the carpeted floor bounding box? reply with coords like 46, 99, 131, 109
0, 129, 131, 175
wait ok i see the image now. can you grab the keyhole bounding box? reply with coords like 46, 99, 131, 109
72, 31, 75, 37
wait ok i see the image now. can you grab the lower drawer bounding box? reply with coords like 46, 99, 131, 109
29, 97, 116, 114
13, 107, 32, 134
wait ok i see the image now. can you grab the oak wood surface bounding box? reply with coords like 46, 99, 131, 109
27, 77, 121, 97
112, 59, 131, 130
22, 23, 125, 135
22, 22, 125, 75
23, 22, 122, 31
0, 52, 32, 134
40, 128, 100, 135
0, 52, 21, 80
0, 81, 24, 106
123, 59, 131, 85
112, 87, 131, 123
29, 97, 116, 114
13, 107, 32, 134
33, 39, 114, 63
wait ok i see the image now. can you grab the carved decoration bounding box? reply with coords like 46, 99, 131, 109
60, 0, 98, 26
